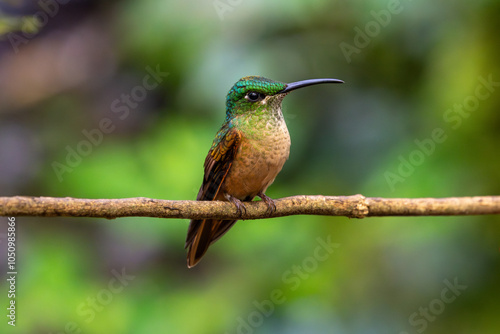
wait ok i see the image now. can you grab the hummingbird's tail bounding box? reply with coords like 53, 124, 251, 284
185, 219, 237, 268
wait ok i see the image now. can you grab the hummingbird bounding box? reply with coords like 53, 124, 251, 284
185, 76, 343, 267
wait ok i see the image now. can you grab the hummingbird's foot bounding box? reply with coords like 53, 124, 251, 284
226, 194, 247, 218
257, 192, 276, 216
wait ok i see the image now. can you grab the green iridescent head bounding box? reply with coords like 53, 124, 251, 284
225, 76, 344, 119
225, 76, 286, 117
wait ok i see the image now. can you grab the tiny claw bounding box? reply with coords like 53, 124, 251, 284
226, 194, 247, 218
257, 192, 276, 216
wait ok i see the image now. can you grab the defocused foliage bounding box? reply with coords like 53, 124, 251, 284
0, 0, 499, 333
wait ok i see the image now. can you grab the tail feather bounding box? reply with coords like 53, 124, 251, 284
186, 219, 237, 268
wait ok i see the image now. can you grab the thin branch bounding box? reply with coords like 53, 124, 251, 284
0, 195, 499, 219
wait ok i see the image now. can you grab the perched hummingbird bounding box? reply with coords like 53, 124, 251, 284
185, 76, 343, 267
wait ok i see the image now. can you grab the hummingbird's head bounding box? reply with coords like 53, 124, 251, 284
225, 76, 287, 118
225, 76, 343, 119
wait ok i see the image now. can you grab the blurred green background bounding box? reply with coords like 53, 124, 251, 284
1, 0, 499, 333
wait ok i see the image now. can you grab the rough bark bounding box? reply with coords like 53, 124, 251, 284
1, 195, 499, 219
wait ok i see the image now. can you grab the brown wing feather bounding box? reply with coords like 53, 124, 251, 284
186, 127, 241, 268
198, 127, 241, 201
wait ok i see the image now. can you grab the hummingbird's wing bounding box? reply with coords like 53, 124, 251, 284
185, 126, 242, 267
198, 126, 242, 202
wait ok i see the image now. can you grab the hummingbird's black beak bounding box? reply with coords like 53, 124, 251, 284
280, 78, 344, 94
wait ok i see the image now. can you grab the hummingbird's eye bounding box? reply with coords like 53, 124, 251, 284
246, 91, 265, 102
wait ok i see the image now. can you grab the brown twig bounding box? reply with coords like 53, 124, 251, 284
0, 195, 499, 219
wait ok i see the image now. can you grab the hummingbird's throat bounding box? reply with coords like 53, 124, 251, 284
264, 94, 287, 117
